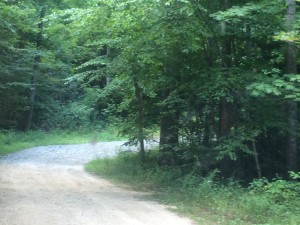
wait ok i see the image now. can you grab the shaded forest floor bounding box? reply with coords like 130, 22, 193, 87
86, 151, 300, 225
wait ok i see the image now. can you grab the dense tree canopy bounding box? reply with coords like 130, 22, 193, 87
1, 0, 300, 179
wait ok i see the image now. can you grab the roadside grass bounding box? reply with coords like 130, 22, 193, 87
0, 127, 122, 156
85, 150, 300, 225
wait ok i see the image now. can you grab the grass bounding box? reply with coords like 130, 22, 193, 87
85, 150, 300, 225
0, 127, 123, 156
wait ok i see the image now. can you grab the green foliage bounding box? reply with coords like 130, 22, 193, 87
215, 128, 257, 161
1, 0, 300, 182
0, 0, 295, 222
43, 101, 94, 130
212, 0, 284, 24
275, 30, 300, 43
237, 173, 300, 224
86, 151, 300, 225
248, 74, 300, 101
249, 173, 300, 203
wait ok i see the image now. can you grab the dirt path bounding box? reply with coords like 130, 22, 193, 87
0, 145, 194, 225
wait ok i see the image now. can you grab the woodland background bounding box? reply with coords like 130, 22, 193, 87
1, 0, 300, 180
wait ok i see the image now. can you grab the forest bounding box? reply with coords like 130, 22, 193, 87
1, 0, 300, 181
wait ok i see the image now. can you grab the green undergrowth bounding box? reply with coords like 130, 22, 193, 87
85, 150, 300, 225
0, 127, 122, 156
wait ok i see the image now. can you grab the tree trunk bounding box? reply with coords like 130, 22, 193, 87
106, 45, 111, 85
26, 73, 38, 131
218, 0, 237, 177
285, 0, 298, 172
26, 7, 45, 131
219, 0, 232, 139
287, 102, 298, 172
219, 97, 231, 137
159, 109, 179, 153
133, 77, 145, 162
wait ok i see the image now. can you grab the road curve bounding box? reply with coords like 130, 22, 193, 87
0, 143, 194, 225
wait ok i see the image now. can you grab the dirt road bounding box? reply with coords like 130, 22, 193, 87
0, 144, 194, 225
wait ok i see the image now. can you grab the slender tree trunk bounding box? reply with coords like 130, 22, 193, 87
26, 72, 38, 131
246, 111, 262, 178
218, 0, 236, 177
287, 102, 298, 171
159, 87, 180, 155
245, 25, 252, 59
285, 0, 298, 172
159, 109, 179, 152
106, 45, 111, 85
252, 140, 262, 178
133, 77, 145, 162
219, 98, 231, 137
26, 7, 45, 131
159, 67, 180, 154
219, 0, 232, 139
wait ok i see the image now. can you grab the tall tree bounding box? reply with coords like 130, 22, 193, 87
2, 0, 296, 178
285, 0, 298, 172
26, 6, 46, 130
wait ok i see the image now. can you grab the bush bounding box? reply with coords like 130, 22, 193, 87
240, 172, 300, 224
249, 173, 300, 203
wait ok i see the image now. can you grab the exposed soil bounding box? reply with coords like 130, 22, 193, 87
0, 143, 194, 225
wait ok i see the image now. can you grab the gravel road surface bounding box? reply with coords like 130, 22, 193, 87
0, 141, 194, 225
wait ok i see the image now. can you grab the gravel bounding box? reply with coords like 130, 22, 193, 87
0, 141, 194, 225
0, 141, 156, 169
